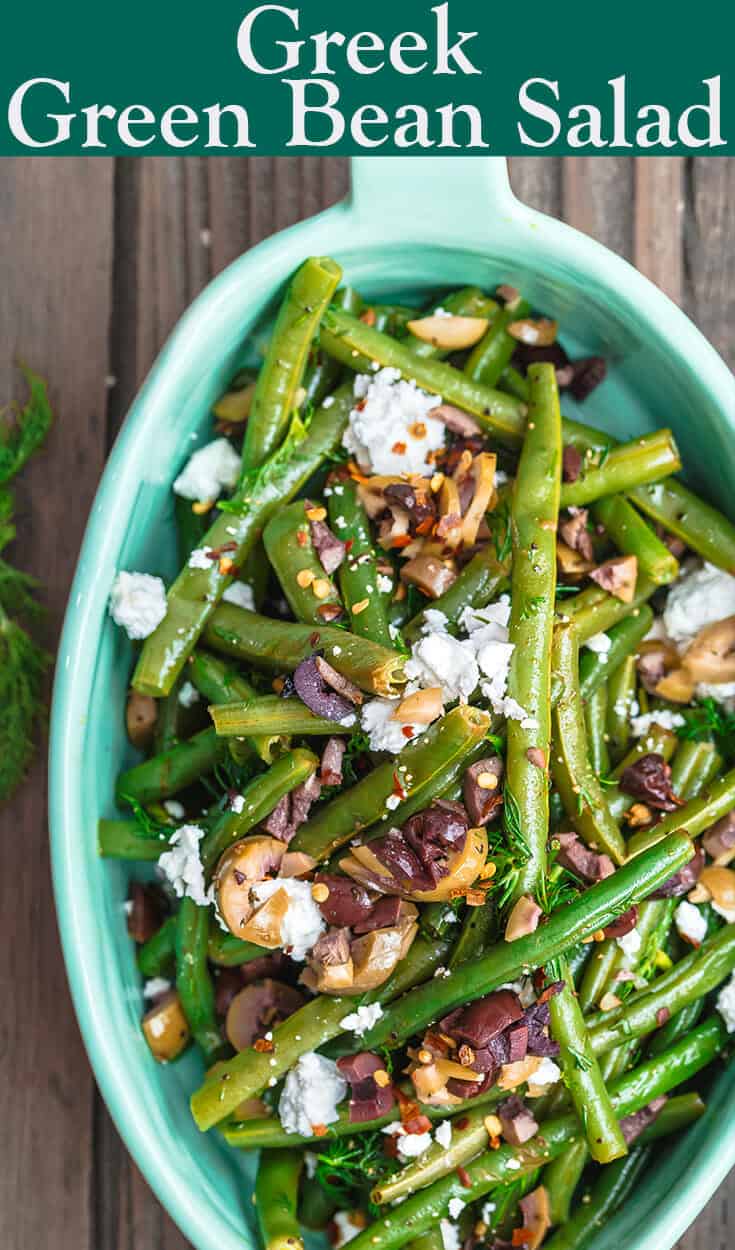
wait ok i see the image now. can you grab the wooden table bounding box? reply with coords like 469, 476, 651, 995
1, 155, 733, 1250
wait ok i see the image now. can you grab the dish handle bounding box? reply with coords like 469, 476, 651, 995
349, 156, 515, 232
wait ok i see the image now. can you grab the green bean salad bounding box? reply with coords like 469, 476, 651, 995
103, 258, 735, 1250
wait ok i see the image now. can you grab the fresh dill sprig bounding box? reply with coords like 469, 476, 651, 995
484, 785, 531, 911
313, 1131, 397, 1213
488, 498, 512, 564
221, 408, 312, 513
0, 366, 53, 802
118, 793, 173, 839
677, 697, 735, 759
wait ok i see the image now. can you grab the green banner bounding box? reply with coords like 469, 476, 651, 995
0, 0, 731, 155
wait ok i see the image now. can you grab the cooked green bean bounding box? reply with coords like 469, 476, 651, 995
551, 624, 626, 864
560, 431, 681, 509
506, 363, 561, 900
585, 683, 610, 777
550, 958, 627, 1162
327, 478, 392, 646
578, 607, 653, 703
628, 765, 735, 856
243, 256, 342, 470
116, 727, 221, 806
210, 695, 353, 738
290, 706, 490, 862
98, 819, 172, 860
303, 284, 363, 408
264, 500, 342, 625
578, 897, 668, 1015
403, 542, 510, 643
133, 384, 352, 697
605, 655, 638, 762
630, 477, 735, 573
544, 1141, 589, 1226
465, 296, 531, 385
254, 1149, 304, 1250
175, 898, 223, 1065
559, 577, 658, 644
592, 495, 679, 585
207, 925, 271, 967
204, 602, 405, 698
545, 1148, 650, 1250
188, 650, 287, 763
669, 739, 722, 801
137, 915, 176, 977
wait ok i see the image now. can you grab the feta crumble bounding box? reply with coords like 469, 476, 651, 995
377, 573, 394, 594
109, 571, 167, 640
630, 709, 684, 737
717, 971, 735, 1033
584, 632, 612, 656
361, 697, 425, 754
447, 1199, 466, 1219
222, 580, 256, 611
143, 977, 171, 1000
278, 1053, 346, 1136
396, 1131, 433, 1161
230, 794, 245, 814
340, 1003, 384, 1036
173, 437, 240, 501
481, 1201, 497, 1224
616, 927, 642, 965
440, 1222, 461, 1250
434, 1120, 452, 1149
250, 877, 325, 960
675, 900, 707, 946
188, 547, 213, 570
178, 680, 200, 708
406, 629, 478, 704
530, 1057, 562, 1088
663, 560, 735, 647
158, 824, 210, 907
163, 799, 185, 821
343, 367, 446, 476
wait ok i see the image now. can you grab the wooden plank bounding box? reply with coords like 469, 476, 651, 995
683, 156, 735, 368
562, 156, 635, 258
0, 156, 115, 1250
633, 158, 685, 305
508, 157, 562, 216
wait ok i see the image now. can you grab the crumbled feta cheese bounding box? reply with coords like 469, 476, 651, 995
675, 900, 707, 945
434, 1120, 452, 1149
442, 909, 459, 924
584, 632, 612, 655
178, 680, 200, 708
361, 697, 425, 754
250, 877, 325, 960
664, 561, 735, 647
188, 547, 212, 569
717, 971, 735, 1033
340, 1003, 384, 1036
278, 1053, 346, 1136
396, 1131, 433, 1161
696, 680, 735, 711
440, 1222, 461, 1250
481, 1201, 497, 1224
406, 630, 478, 704
163, 799, 185, 821
322, 394, 335, 409
506, 1157, 522, 1170
173, 437, 240, 501
333, 1212, 362, 1248
109, 571, 167, 640
448, 1199, 466, 1219
377, 573, 393, 594
304, 1151, 317, 1178
343, 367, 446, 475
530, 1057, 562, 1088
158, 824, 209, 906
230, 794, 245, 814
630, 709, 685, 737
143, 977, 171, 1000
643, 617, 668, 643
222, 580, 256, 611
616, 927, 642, 965
433, 306, 452, 318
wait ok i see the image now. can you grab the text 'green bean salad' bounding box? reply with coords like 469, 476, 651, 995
104, 261, 735, 1250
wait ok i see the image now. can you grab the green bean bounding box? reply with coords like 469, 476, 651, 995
200, 748, 318, 874
578, 897, 666, 1015
116, 727, 220, 806
464, 297, 531, 386
205, 602, 405, 698
327, 479, 392, 646
210, 695, 353, 738
404, 1232, 444, 1250
628, 764, 735, 856
207, 925, 270, 967
578, 607, 653, 703
489, 1171, 543, 1241
319, 305, 528, 447
558, 577, 657, 644
669, 739, 722, 801
638, 1091, 706, 1139
544, 1141, 588, 1226
298, 1182, 337, 1231
190, 933, 447, 1131
373, 304, 421, 335
506, 363, 562, 899
560, 431, 681, 509
175, 494, 208, 565
449, 900, 496, 967
188, 650, 287, 764
403, 544, 510, 643
630, 477, 735, 573
133, 384, 352, 697
358, 739, 493, 843
545, 1148, 650, 1250
137, 915, 177, 977
290, 706, 490, 862
551, 624, 626, 865
243, 256, 342, 470
592, 496, 679, 585
254, 1149, 304, 1250
585, 684, 610, 778
264, 500, 342, 625
586, 922, 735, 1056
498, 363, 530, 402
225, 1082, 501, 1150
408, 287, 499, 359
549, 959, 627, 1163
304, 284, 363, 408
359, 1019, 725, 1241
175, 898, 223, 1065
98, 819, 172, 860
647, 998, 706, 1056
605, 656, 637, 762
353, 832, 693, 1054
153, 683, 182, 754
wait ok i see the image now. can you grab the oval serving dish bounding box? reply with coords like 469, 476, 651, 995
50, 156, 735, 1250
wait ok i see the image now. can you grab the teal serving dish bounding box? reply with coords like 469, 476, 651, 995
50, 156, 735, 1250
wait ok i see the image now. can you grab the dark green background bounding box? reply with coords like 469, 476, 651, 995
0, 0, 731, 155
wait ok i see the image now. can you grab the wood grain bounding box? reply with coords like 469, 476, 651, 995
0, 154, 733, 1250
0, 156, 115, 1250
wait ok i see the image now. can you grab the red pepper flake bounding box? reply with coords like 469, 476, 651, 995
296, 530, 308, 547
512, 1230, 532, 1247
360, 308, 377, 327
403, 1114, 432, 1135
312, 1123, 328, 1137
206, 541, 238, 559
355, 398, 368, 412
392, 441, 407, 455
390, 534, 413, 549
401, 725, 415, 739
456, 1167, 472, 1189
344, 539, 354, 552
253, 1038, 273, 1053
392, 771, 407, 800
455, 1117, 470, 1131
309, 632, 321, 646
